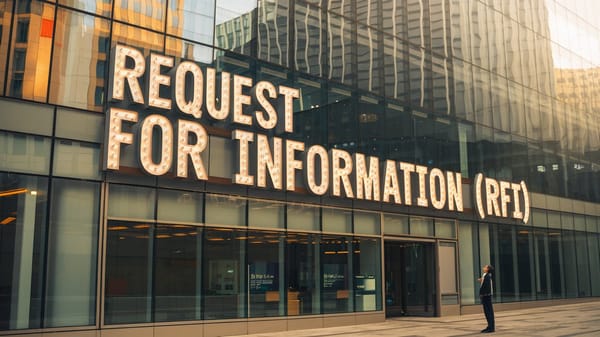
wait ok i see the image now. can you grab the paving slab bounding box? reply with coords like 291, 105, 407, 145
232, 301, 600, 337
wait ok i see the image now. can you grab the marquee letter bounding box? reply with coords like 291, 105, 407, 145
382, 160, 401, 204
257, 134, 282, 189
110, 45, 145, 104
447, 172, 464, 212
147, 53, 173, 110
354, 153, 380, 201
331, 149, 354, 198
175, 61, 203, 118
305, 145, 329, 195
485, 178, 501, 217
286, 140, 305, 191
177, 120, 208, 180
278, 86, 299, 133
139, 115, 173, 176
105, 108, 138, 170
206, 68, 231, 120
232, 130, 254, 185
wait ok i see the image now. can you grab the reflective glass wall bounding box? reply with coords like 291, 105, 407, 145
0, 0, 597, 203
0, 0, 599, 333
459, 212, 600, 305
103, 186, 384, 323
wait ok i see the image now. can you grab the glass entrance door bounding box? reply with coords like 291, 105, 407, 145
384, 241, 436, 317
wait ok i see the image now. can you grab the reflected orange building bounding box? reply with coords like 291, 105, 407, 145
6, 1, 53, 101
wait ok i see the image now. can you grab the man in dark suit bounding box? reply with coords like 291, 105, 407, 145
478, 264, 495, 333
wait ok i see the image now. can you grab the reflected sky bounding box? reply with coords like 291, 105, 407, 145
216, 0, 257, 24
548, 0, 600, 68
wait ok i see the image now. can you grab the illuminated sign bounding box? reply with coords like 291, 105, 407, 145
474, 174, 530, 224
103, 45, 529, 223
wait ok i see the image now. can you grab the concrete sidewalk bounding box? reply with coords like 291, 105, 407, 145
232, 301, 600, 337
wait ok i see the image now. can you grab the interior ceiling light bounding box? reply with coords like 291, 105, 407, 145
0, 188, 28, 198
0, 217, 16, 225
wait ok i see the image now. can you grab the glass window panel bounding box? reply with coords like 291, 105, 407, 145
50, 9, 110, 111
59, 0, 112, 17
326, 13, 354, 86
516, 227, 535, 301
114, 0, 166, 31
353, 211, 380, 235
287, 204, 319, 231
214, 0, 256, 56
108, 185, 156, 220
248, 231, 285, 317
321, 235, 353, 313
491, 74, 510, 132
562, 231, 578, 298
575, 232, 591, 296
453, 60, 475, 122
203, 227, 247, 319
561, 213, 574, 230
548, 230, 564, 298
383, 37, 408, 102
478, 223, 492, 275
53, 140, 101, 180
157, 189, 203, 223
573, 215, 586, 232
214, 0, 257, 55
167, 0, 214, 44
111, 21, 164, 55
458, 222, 479, 305
0, 131, 51, 175
585, 216, 597, 233
409, 47, 433, 109
0, 99, 54, 136
0, 173, 48, 330
492, 225, 517, 302
45, 179, 99, 327
55, 108, 104, 143
257, 0, 289, 66
531, 209, 548, 227
208, 136, 233, 179
204, 194, 246, 227
588, 234, 600, 296
410, 217, 434, 237
286, 232, 320, 315
353, 237, 381, 311
533, 230, 550, 299
435, 219, 456, 238
248, 200, 284, 229
293, 2, 323, 77
154, 225, 202, 321
357, 24, 382, 95
6, 1, 54, 102
439, 242, 457, 295
508, 82, 526, 137
0, 1, 14, 91
546, 210, 560, 229
165, 36, 214, 64
383, 213, 409, 235
322, 207, 352, 233
104, 221, 152, 324
472, 68, 492, 127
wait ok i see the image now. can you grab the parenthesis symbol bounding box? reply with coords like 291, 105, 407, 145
475, 173, 485, 219
521, 181, 530, 224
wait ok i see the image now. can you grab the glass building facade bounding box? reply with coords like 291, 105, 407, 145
0, 0, 598, 336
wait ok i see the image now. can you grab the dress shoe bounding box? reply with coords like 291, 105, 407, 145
481, 328, 489, 333
483, 329, 495, 333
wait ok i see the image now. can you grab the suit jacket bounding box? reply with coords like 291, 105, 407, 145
479, 272, 493, 296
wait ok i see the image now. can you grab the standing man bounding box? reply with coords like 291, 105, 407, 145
478, 265, 495, 333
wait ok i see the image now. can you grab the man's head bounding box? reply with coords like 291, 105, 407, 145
483, 265, 494, 273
